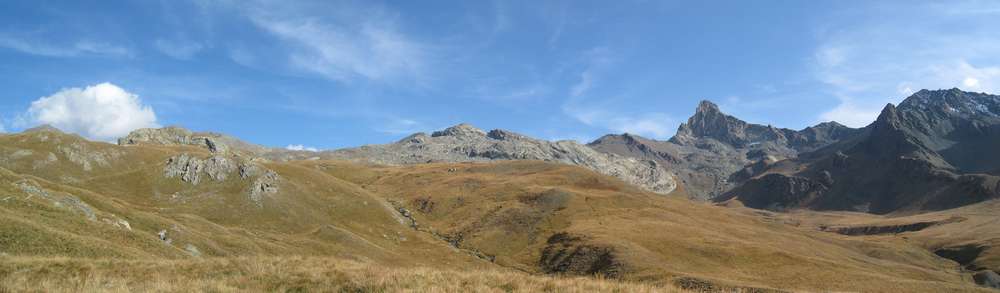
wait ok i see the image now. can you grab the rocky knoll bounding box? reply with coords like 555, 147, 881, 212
720, 89, 1000, 213
289, 124, 677, 195
118, 126, 271, 155
590, 101, 857, 200
119, 127, 282, 207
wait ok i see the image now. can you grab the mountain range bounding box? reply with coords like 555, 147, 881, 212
718, 89, 1000, 214
3, 88, 1000, 291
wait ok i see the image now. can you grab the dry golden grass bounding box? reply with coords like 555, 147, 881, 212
0, 256, 679, 293
780, 199, 1000, 274
0, 130, 993, 292
307, 160, 992, 292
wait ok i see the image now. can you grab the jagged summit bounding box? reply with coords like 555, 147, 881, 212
426, 123, 533, 142
431, 123, 486, 138
873, 103, 900, 128
899, 88, 1000, 118
695, 100, 721, 114
673, 100, 785, 148
590, 99, 860, 200
722, 88, 1000, 214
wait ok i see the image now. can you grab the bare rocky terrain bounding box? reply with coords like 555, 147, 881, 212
268, 123, 677, 195
589, 100, 858, 200
720, 89, 1000, 214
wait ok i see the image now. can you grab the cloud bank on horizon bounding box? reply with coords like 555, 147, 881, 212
0, 1, 999, 147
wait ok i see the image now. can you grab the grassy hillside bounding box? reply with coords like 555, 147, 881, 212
307, 160, 989, 292
781, 199, 1000, 278
0, 128, 993, 292
0, 256, 680, 292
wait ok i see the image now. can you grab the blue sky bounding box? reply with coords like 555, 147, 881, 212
2, 1, 1000, 149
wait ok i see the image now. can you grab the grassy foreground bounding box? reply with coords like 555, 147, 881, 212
0, 256, 679, 293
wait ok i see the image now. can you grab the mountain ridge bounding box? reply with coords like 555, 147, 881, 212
721, 88, 1000, 214
590, 100, 859, 200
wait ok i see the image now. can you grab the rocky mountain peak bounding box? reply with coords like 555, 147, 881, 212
872, 103, 901, 130
696, 100, 722, 114
619, 133, 644, 143
672, 100, 770, 147
811, 121, 847, 129
900, 88, 1000, 118
431, 123, 486, 138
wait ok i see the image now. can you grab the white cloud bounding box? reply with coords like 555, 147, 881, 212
813, 2, 1000, 127
27, 83, 159, 141
0, 35, 131, 58
964, 77, 979, 88
154, 39, 204, 60
285, 144, 319, 152
0, 120, 5, 133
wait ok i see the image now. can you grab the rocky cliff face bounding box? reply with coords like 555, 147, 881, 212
721, 89, 1000, 214
288, 124, 677, 195
590, 100, 857, 200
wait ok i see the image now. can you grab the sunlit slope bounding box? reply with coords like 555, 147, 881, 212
0, 128, 991, 292
307, 160, 988, 292
0, 129, 485, 268
781, 199, 1000, 283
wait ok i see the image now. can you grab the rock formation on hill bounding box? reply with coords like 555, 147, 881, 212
119, 126, 271, 155
590, 100, 858, 200
296, 123, 677, 195
720, 89, 1000, 213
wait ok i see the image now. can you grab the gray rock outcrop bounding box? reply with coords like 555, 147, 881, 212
974, 270, 1000, 289
292, 124, 676, 194
248, 170, 280, 207
164, 154, 238, 185
118, 126, 270, 155
15, 180, 96, 221
163, 153, 280, 206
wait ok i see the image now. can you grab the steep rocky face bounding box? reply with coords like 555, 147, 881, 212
723, 89, 1000, 214
671, 101, 788, 148
590, 101, 858, 200
283, 124, 677, 195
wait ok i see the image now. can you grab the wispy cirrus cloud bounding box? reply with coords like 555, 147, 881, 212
561, 46, 674, 139
374, 117, 427, 135
0, 35, 131, 58
813, 1, 1000, 127
154, 38, 205, 60
218, 0, 432, 85
563, 101, 674, 139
